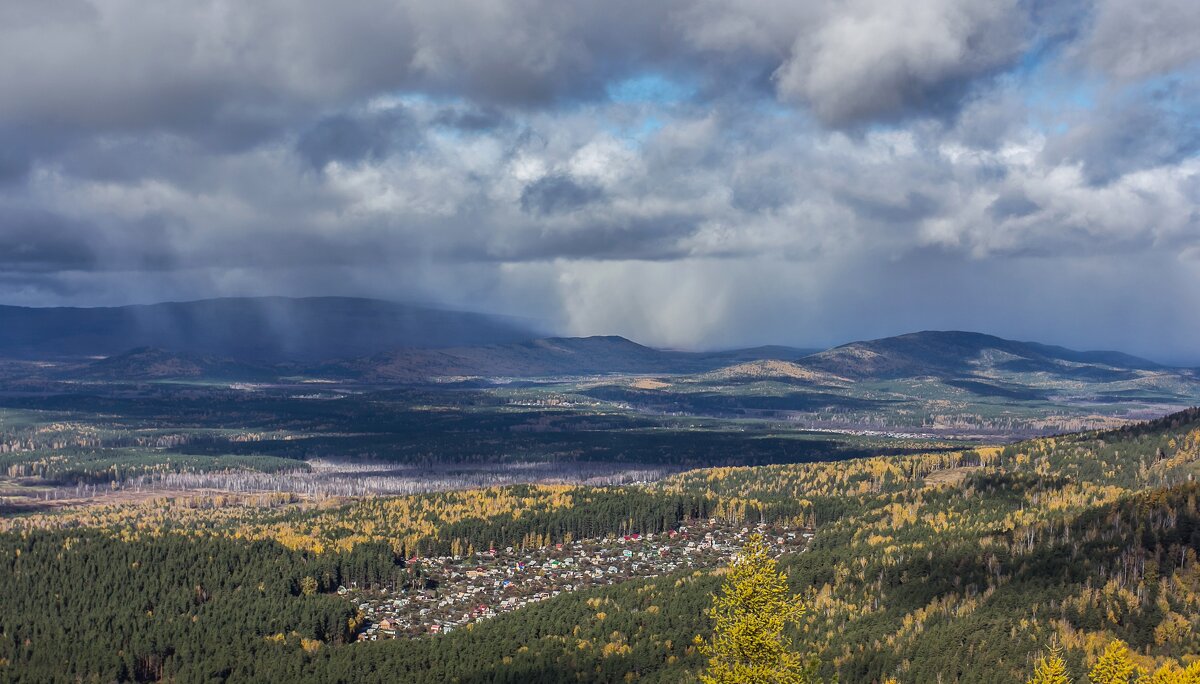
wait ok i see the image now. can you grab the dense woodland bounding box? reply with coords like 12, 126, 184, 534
4, 409, 1200, 681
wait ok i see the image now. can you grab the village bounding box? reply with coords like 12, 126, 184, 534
343, 519, 813, 641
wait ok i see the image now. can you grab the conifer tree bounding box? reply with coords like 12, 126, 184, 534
1089, 640, 1137, 684
698, 533, 812, 684
1027, 643, 1070, 684
1138, 662, 1186, 684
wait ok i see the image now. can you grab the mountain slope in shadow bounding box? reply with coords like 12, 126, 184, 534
0, 297, 541, 362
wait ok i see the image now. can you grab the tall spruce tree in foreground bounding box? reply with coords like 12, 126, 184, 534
1026, 643, 1070, 684
698, 533, 815, 684
1089, 640, 1138, 684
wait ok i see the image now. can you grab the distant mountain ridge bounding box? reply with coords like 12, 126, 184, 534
49, 336, 822, 383
0, 297, 541, 361
185, 329, 1177, 386
799, 330, 1165, 381
12, 323, 1193, 443
338, 336, 820, 381
0, 298, 1184, 386
41, 328, 1194, 385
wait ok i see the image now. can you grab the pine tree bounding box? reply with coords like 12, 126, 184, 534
1089, 640, 1137, 684
1027, 643, 1070, 684
1139, 663, 1186, 684
698, 533, 812, 684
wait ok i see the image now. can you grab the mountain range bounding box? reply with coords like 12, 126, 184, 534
83, 328, 1175, 385
1, 298, 1195, 394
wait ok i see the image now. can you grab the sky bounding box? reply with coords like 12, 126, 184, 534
0, 0, 1198, 362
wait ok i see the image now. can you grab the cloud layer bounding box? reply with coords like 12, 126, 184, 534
1, 0, 1198, 361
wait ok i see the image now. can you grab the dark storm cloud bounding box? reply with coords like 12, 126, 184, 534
0, 209, 98, 272
1042, 87, 1200, 184
432, 105, 510, 132
770, 0, 1033, 126
0, 0, 1055, 138
506, 214, 707, 262
0, 0, 1198, 359
0, 206, 189, 273
839, 190, 941, 225
0, 0, 673, 139
0, 150, 31, 186
297, 107, 422, 170
0, 0, 1185, 141
987, 192, 1040, 220
1074, 0, 1200, 82
519, 174, 605, 215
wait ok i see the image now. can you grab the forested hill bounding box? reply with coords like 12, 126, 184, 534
55, 335, 819, 382
0, 297, 540, 361
334, 336, 819, 381
799, 329, 1166, 380
74, 347, 281, 381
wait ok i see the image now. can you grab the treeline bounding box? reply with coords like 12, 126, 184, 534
418, 487, 716, 556
1, 447, 304, 483
2, 484, 724, 560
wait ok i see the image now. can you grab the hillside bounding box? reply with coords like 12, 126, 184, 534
696, 359, 850, 385
340, 337, 820, 381
799, 330, 1165, 380
0, 297, 541, 362
72, 347, 279, 381
45, 336, 818, 384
